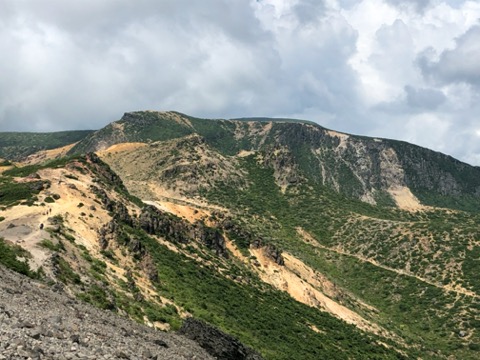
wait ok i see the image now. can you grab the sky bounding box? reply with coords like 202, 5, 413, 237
1, 0, 480, 165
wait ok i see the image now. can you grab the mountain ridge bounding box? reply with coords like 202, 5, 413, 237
1, 110, 480, 359
62, 110, 480, 212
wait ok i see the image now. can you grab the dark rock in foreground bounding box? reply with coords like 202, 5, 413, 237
179, 318, 264, 360
0, 265, 213, 360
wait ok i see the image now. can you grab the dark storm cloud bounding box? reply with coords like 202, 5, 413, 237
385, 0, 433, 12
0, 0, 275, 131
418, 25, 480, 86
374, 86, 446, 113
404, 86, 446, 110
292, 0, 327, 24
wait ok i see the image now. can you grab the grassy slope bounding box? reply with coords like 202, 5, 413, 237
4, 113, 480, 357
203, 155, 480, 359
0, 155, 409, 360
0, 130, 93, 160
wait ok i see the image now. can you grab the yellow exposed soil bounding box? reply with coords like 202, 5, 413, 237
0, 165, 115, 270
248, 247, 388, 336
387, 186, 425, 211
97, 142, 147, 156
23, 143, 77, 165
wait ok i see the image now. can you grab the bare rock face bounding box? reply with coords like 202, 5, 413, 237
0, 265, 214, 360
179, 318, 264, 360
251, 239, 284, 266
139, 205, 228, 257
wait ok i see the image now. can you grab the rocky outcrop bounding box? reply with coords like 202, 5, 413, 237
0, 265, 214, 360
194, 223, 228, 258
139, 206, 191, 244
86, 153, 127, 191
251, 240, 284, 266
139, 254, 159, 283
179, 318, 263, 360
263, 146, 303, 188
139, 205, 228, 257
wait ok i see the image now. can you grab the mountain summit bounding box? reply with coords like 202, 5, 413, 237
71, 110, 480, 212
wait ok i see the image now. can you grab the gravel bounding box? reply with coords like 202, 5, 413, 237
0, 265, 213, 360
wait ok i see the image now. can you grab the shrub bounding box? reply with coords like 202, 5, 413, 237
38, 239, 65, 252
0, 238, 35, 278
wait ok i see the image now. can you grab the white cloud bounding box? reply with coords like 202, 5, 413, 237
0, 0, 480, 165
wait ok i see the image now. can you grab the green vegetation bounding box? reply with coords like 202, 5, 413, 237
68, 111, 480, 213
0, 130, 93, 160
38, 239, 65, 252
3, 154, 84, 177
0, 238, 38, 278
144, 303, 182, 329
124, 224, 408, 360
299, 246, 479, 359
0, 177, 45, 207
55, 257, 81, 284
77, 284, 115, 310
2, 116, 480, 358
202, 154, 480, 359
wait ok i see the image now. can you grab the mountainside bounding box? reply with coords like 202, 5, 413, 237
0, 130, 94, 161
1, 110, 480, 359
70, 111, 480, 212
0, 153, 407, 359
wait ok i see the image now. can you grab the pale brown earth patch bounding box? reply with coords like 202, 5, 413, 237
97, 135, 244, 201
326, 130, 349, 148
162, 111, 194, 128
37, 167, 116, 252
234, 121, 272, 147
0, 159, 193, 331
0, 166, 12, 174
0, 158, 14, 174
308, 324, 325, 334
248, 247, 388, 336
23, 143, 77, 165
97, 142, 147, 156
0, 164, 121, 271
146, 200, 210, 224
387, 186, 425, 211
296, 227, 322, 246
225, 238, 247, 262
143, 186, 227, 216
237, 150, 255, 157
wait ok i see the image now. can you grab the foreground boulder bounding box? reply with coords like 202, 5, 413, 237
179, 318, 264, 360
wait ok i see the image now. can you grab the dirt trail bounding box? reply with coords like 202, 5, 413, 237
297, 228, 478, 298
0, 166, 113, 269
0, 205, 52, 269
